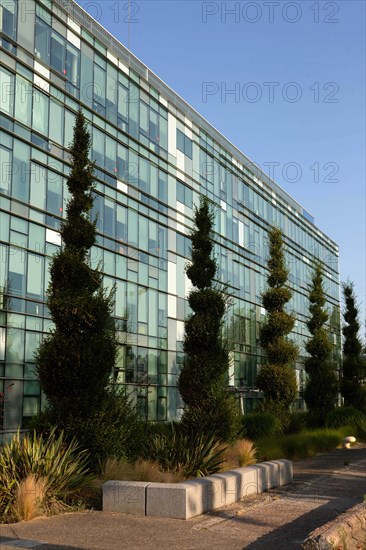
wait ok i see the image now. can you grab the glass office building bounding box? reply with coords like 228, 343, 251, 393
0, 0, 341, 439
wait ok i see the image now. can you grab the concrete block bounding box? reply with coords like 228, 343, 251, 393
103, 481, 148, 515
272, 459, 293, 485
103, 460, 294, 520
197, 476, 226, 510
252, 461, 279, 492
146, 482, 205, 520
208, 472, 240, 506
208, 466, 258, 505
232, 466, 259, 497
200, 473, 232, 506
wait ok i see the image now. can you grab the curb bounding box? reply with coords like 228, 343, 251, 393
103, 459, 293, 519
302, 502, 366, 549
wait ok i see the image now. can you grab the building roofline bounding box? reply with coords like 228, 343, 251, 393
54, 0, 339, 248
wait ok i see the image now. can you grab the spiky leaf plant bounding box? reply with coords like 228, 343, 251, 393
0, 429, 94, 523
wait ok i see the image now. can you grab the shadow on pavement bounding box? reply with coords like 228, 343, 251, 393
240, 496, 362, 550
0, 536, 90, 550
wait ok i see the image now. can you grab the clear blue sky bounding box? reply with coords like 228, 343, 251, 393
76, 0, 366, 332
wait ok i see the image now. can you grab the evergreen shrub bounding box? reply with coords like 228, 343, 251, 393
241, 412, 282, 441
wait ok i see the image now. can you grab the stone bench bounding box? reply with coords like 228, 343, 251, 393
103, 459, 293, 520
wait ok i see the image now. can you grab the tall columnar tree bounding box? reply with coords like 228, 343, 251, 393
304, 263, 338, 425
341, 282, 366, 411
257, 227, 298, 420
36, 111, 139, 463
178, 197, 239, 441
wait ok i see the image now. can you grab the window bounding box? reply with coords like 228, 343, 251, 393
47, 171, 63, 216
27, 255, 44, 298
104, 198, 115, 236
92, 127, 104, 167
128, 82, 139, 138
32, 89, 49, 136
66, 43, 80, 87
30, 163, 46, 210
177, 129, 192, 159
0, 66, 14, 116
93, 54, 107, 115
49, 99, 64, 145
158, 226, 167, 259
105, 135, 116, 174
128, 150, 138, 185
51, 32, 65, 74
176, 180, 193, 208
34, 15, 80, 87
0, 145, 11, 195
150, 110, 158, 141
159, 109, 168, 151
106, 64, 117, 119
118, 82, 128, 126
12, 140, 30, 202
34, 17, 50, 62
64, 109, 75, 148
176, 233, 190, 258
0, 0, 17, 40
139, 157, 149, 193
116, 204, 127, 242
158, 170, 167, 202
139, 100, 166, 149
140, 102, 148, 133
15, 75, 32, 126
117, 143, 128, 180
8, 246, 25, 296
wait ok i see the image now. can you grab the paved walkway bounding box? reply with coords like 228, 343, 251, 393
0, 446, 365, 550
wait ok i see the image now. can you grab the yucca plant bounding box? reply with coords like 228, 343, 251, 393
0, 429, 94, 523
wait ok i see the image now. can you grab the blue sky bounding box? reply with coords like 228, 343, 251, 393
76, 0, 366, 330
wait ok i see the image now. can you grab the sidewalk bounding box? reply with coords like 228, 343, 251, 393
0, 445, 365, 550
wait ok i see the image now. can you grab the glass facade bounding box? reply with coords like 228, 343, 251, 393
0, 0, 341, 439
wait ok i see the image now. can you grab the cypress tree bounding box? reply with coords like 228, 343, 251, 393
178, 197, 239, 441
36, 111, 140, 463
257, 227, 298, 421
341, 282, 366, 411
304, 263, 338, 425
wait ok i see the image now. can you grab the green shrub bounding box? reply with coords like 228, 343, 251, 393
32, 389, 144, 469
254, 438, 284, 461
254, 400, 292, 432
256, 427, 351, 462
354, 418, 366, 441
286, 411, 309, 434
326, 407, 366, 441
241, 412, 283, 441
0, 429, 94, 523
325, 406, 365, 428
142, 423, 225, 478
181, 395, 241, 443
